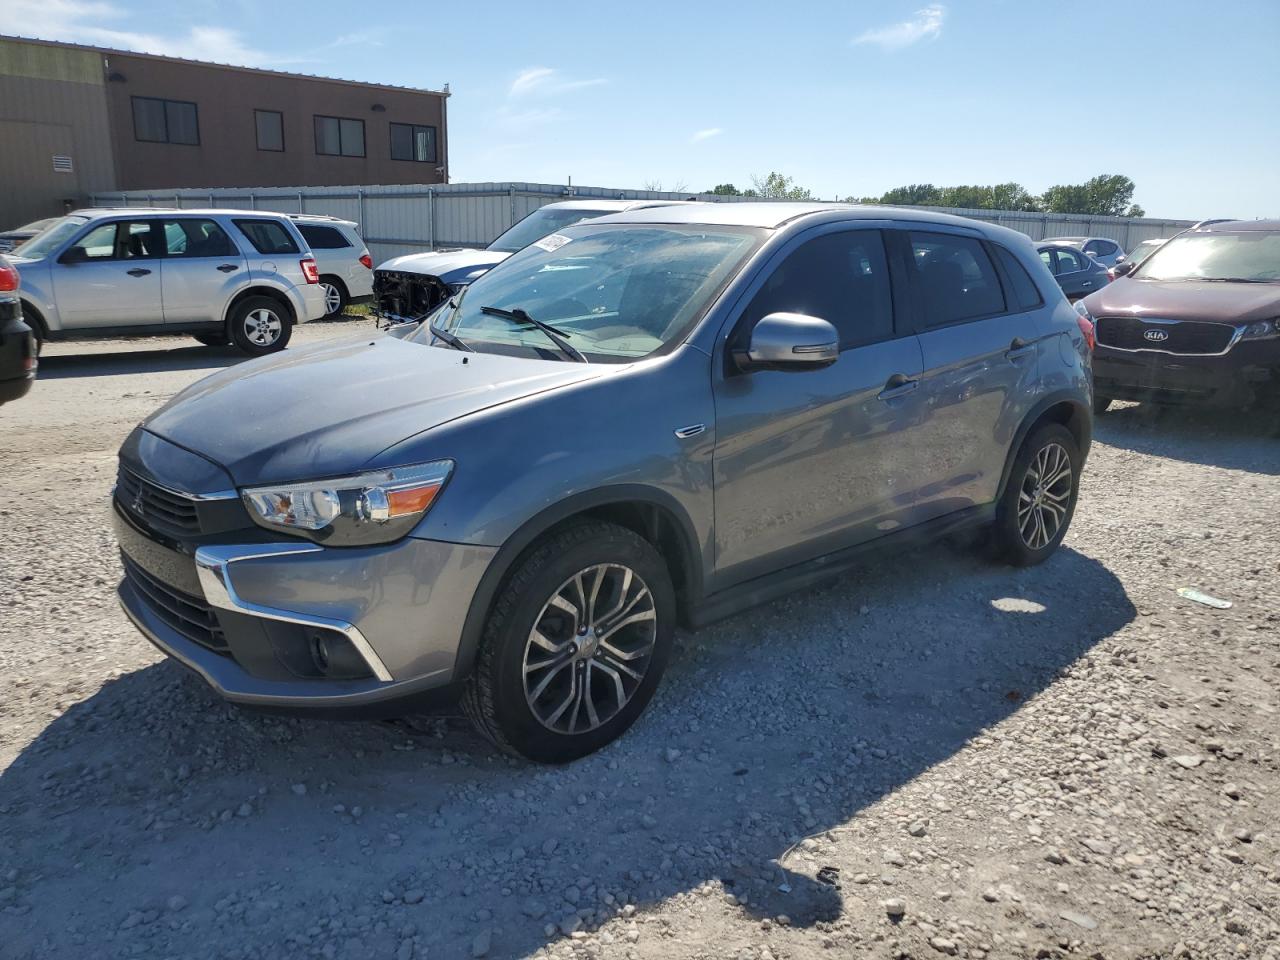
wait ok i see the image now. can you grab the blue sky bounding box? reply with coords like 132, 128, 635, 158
6, 0, 1279, 219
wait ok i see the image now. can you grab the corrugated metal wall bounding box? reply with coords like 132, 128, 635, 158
91, 181, 1196, 265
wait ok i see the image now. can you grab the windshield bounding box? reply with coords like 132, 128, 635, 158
14, 216, 87, 260
1125, 240, 1164, 268
411, 223, 762, 362
1135, 231, 1280, 282
488, 207, 626, 254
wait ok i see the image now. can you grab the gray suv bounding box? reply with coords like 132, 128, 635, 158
114, 203, 1094, 762
10, 208, 326, 355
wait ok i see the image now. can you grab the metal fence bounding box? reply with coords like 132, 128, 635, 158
91, 181, 1196, 266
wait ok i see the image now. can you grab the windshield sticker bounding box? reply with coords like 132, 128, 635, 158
533, 233, 572, 252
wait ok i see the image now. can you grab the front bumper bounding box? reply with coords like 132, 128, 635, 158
1094, 341, 1280, 408
113, 501, 496, 710
0, 298, 35, 405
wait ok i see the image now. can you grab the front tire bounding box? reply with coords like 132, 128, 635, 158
462, 522, 675, 763
319, 277, 347, 318
229, 296, 292, 356
991, 423, 1081, 566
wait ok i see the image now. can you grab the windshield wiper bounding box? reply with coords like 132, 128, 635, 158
480, 305, 587, 363
1194, 277, 1275, 284
425, 302, 473, 352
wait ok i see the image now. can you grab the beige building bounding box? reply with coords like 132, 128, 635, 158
0, 35, 449, 229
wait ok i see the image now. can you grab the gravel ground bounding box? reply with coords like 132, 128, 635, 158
1, 319, 1277, 960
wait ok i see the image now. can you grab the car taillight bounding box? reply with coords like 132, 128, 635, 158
0, 260, 19, 292
1106, 268, 1115, 282
359, 253, 373, 270
300, 257, 319, 284
1075, 313, 1095, 351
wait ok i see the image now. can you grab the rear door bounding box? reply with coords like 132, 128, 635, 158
900, 228, 1045, 519
50, 219, 165, 329
711, 224, 928, 584
1049, 247, 1095, 300
159, 218, 246, 325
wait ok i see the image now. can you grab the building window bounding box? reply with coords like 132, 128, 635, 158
131, 96, 199, 145
390, 123, 437, 163
314, 115, 365, 158
255, 110, 284, 152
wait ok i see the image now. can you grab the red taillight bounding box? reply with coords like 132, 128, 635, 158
1106, 268, 1116, 282
359, 253, 373, 270
1076, 313, 1095, 351
300, 257, 319, 284
0, 260, 19, 292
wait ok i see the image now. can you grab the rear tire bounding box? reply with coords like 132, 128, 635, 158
462, 522, 675, 763
229, 296, 292, 356
991, 423, 1081, 566
319, 277, 348, 318
193, 332, 230, 347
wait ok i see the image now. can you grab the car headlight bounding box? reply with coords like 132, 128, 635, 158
242, 460, 453, 546
1240, 318, 1280, 341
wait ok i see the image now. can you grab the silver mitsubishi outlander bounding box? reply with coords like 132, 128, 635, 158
114, 202, 1094, 763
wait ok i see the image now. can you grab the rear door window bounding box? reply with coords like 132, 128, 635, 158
1055, 248, 1085, 273
907, 232, 1006, 328
992, 245, 1043, 310
163, 219, 237, 258
297, 224, 352, 249
234, 219, 299, 255
742, 230, 895, 350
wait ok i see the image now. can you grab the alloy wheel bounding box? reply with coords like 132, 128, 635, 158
522, 563, 657, 735
321, 283, 342, 315
1018, 441, 1073, 550
244, 308, 282, 346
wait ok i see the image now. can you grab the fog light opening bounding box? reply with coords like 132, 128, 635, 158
309, 632, 332, 674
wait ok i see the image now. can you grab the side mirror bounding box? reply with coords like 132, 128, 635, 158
1113, 261, 1135, 278
734, 312, 839, 372
59, 246, 89, 264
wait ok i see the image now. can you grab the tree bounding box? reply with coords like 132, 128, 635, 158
707, 183, 748, 196
989, 182, 1041, 212
1041, 174, 1139, 217
750, 171, 813, 200
641, 179, 689, 193
877, 183, 940, 206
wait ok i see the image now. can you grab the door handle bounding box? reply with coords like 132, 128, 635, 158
1006, 336, 1035, 361
877, 372, 919, 401
1081, 281, 1093, 288
217, 264, 239, 273
126, 268, 151, 277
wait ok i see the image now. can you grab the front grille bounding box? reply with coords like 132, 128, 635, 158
373, 269, 450, 319
1095, 317, 1236, 355
122, 553, 228, 654
116, 467, 201, 536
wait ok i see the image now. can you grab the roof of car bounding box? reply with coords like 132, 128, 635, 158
289, 214, 359, 228
1039, 236, 1111, 245
72, 207, 294, 220
538, 199, 690, 212
585, 201, 1004, 231
1192, 219, 1280, 233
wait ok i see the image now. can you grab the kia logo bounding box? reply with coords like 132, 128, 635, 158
1143, 329, 1170, 342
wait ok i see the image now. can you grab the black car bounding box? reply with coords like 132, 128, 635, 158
0, 256, 37, 405
1077, 220, 1280, 414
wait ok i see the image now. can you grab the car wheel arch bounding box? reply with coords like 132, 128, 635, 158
450, 485, 704, 681
224, 286, 295, 333
18, 300, 49, 340
996, 393, 1092, 503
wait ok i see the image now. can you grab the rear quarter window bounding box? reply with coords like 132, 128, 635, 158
992, 245, 1044, 311
297, 224, 352, 250
233, 219, 300, 255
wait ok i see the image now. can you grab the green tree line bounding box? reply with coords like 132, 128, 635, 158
704, 172, 1145, 217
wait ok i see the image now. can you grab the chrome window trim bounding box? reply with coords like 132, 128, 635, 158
194, 543, 394, 682
1094, 317, 1243, 357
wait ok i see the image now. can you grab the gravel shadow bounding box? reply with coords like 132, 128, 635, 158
1096, 402, 1279, 474
0, 544, 1134, 959
36, 344, 246, 379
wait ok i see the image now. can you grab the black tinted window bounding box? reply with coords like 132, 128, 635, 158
993, 245, 1044, 310
744, 231, 894, 350
297, 224, 351, 249
255, 110, 284, 151
314, 116, 365, 157
234, 219, 299, 255
163, 219, 237, 258
390, 123, 438, 162
908, 232, 1006, 327
1056, 248, 1085, 273
132, 97, 199, 145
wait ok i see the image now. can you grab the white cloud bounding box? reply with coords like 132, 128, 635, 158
853, 4, 946, 51
2, 0, 328, 66
690, 128, 723, 143
509, 66, 607, 98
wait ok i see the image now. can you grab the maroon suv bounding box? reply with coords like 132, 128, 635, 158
1077, 220, 1280, 414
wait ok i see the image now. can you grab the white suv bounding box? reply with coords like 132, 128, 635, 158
288, 215, 374, 317
11, 208, 325, 355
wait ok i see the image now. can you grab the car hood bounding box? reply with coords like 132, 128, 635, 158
377, 248, 511, 285
1084, 278, 1280, 324
143, 334, 602, 484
